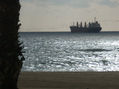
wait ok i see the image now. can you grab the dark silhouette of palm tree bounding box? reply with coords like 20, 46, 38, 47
0, 0, 24, 89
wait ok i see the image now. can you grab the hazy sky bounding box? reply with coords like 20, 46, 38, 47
20, 0, 119, 32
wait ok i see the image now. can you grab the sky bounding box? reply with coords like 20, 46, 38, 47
20, 0, 119, 32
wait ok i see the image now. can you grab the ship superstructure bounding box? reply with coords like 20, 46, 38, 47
70, 18, 102, 33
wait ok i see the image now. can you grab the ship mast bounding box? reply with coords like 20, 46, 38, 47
80, 22, 82, 28
77, 22, 79, 27
94, 17, 96, 22
84, 22, 87, 28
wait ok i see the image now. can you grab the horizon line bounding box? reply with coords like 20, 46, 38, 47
19, 31, 119, 33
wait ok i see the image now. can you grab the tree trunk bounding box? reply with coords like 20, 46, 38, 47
0, 0, 24, 89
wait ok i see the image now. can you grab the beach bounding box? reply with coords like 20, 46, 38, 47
18, 72, 119, 89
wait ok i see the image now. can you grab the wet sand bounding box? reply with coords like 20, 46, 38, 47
18, 72, 119, 89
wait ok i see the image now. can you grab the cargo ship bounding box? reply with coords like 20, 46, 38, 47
70, 18, 102, 33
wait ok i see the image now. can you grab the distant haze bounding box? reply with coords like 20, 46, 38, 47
20, 0, 119, 32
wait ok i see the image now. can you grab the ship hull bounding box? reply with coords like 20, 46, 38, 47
70, 26, 102, 33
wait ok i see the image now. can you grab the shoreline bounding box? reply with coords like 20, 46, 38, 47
18, 72, 119, 89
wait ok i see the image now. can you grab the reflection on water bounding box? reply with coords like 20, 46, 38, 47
78, 49, 111, 52
20, 32, 119, 71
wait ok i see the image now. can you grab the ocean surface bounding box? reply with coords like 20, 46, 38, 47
20, 32, 119, 71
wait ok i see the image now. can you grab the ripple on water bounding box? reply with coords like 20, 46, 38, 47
21, 32, 119, 71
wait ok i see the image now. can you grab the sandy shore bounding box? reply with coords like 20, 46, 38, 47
18, 72, 119, 89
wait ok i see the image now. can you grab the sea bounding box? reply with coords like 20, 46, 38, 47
20, 32, 119, 72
